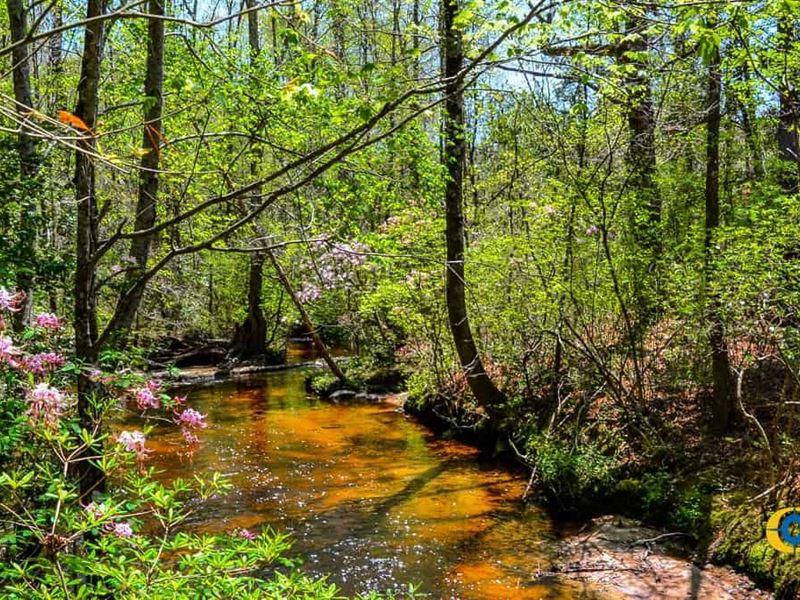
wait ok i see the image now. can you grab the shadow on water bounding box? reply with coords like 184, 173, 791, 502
125, 366, 618, 599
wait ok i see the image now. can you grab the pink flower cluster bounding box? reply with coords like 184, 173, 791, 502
104, 521, 134, 538
87, 367, 115, 385
135, 380, 162, 410
19, 352, 66, 375
297, 283, 321, 303
177, 407, 206, 445
296, 240, 369, 305
26, 383, 68, 427
0, 336, 18, 364
34, 313, 62, 330
0, 288, 24, 312
177, 407, 206, 428
83, 501, 107, 520
182, 429, 200, 444
118, 430, 149, 459
233, 528, 256, 540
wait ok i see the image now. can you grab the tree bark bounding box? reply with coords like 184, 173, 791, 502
777, 15, 799, 195
735, 61, 764, 180
229, 253, 268, 359
245, 0, 260, 57
107, 0, 165, 338
229, 0, 268, 359
6, 0, 37, 330
621, 11, 660, 322
703, 39, 734, 434
442, 0, 505, 410
73, 0, 106, 499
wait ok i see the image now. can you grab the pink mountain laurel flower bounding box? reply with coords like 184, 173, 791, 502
176, 407, 207, 429
0, 336, 19, 365
173, 394, 187, 406
117, 430, 149, 458
145, 379, 162, 392
0, 288, 25, 312
34, 312, 63, 330
234, 528, 256, 540
297, 283, 321, 303
586, 224, 599, 236
182, 428, 200, 445
105, 521, 134, 538
135, 387, 161, 410
20, 352, 66, 375
26, 383, 68, 427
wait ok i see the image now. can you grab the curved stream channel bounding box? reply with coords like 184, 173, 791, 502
129, 352, 762, 599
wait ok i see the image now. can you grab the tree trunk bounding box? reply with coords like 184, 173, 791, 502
735, 62, 764, 180
441, 0, 505, 410
73, 0, 106, 499
246, 0, 260, 56
704, 39, 734, 434
229, 0, 268, 360
107, 0, 165, 338
777, 15, 799, 195
6, 0, 37, 330
266, 250, 346, 381
229, 253, 268, 359
621, 11, 660, 322
48, 1, 64, 109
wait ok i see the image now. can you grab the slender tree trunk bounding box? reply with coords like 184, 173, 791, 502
623, 15, 658, 226
621, 11, 660, 322
777, 15, 799, 195
108, 0, 165, 338
6, 0, 37, 330
230, 253, 268, 358
48, 1, 64, 109
245, 0, 260, 56
442, 0, 505, 410
704, 40, 734, 434
229, 0, 268, 359
736, 62, 764, 180
266, 250, 346, 381
73, 0, 106, 499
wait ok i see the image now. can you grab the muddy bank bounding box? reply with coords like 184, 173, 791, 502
552, 516, 770, 600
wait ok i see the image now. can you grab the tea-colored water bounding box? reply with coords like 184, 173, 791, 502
135, 366, 614, 599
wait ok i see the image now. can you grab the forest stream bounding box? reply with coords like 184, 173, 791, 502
120, 346, 768, 600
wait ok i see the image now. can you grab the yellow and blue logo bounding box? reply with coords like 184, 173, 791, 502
766, 507, 800, 553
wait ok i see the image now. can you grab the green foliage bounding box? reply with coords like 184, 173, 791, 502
527, 434, 619, 510
711, 500, 800, 597
616, 473, 712, 541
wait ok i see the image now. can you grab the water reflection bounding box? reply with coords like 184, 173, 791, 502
133, 368, 612, 599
